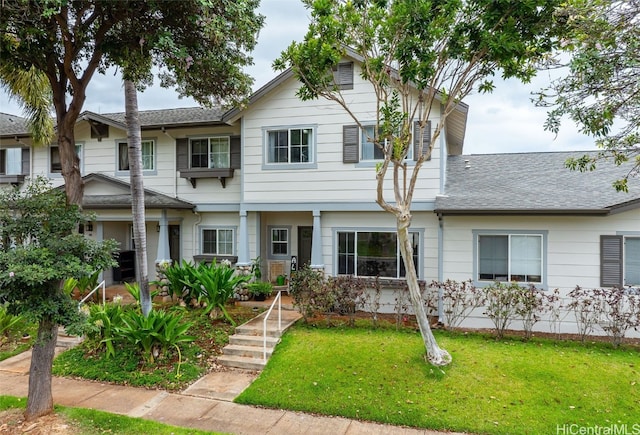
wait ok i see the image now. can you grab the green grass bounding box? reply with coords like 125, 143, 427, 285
235, 326, 640, 434
0, 396, 220, 434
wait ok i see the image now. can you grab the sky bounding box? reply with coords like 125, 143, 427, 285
0, 0, 594, 156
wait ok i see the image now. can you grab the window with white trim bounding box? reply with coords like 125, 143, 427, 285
266, 128, 313, 164
271, 228, 289, 256
626, 238, 640, 286
337, 231, 419, 279
360, 125, 414, 161
202, 228, 234, 255
50, 144, 82, 174
477, 234, 543, 283
0, 148, 23, 175
117, 140, 155, 171
190, 136, 230, 168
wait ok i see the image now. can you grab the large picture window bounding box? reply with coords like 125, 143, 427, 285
190, 137, 230, 169
266, 127, 313, 164
202, 228, 234, 255
337, 231, 419, 279
117, 140, 155, 171
477, 234, 543, 283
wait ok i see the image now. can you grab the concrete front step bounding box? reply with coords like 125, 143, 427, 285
229, 334, 280, 348
235, 324, 284, 338
218, 308, 302, 370
217, 354, 267, 371
223, 344, 273, 359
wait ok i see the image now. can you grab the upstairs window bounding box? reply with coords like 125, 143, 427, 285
50, 144, 82, 174
265, 127, 314, 166
344, 121, 430, 163
0, 148, 23, 175
117, 140, 155, 171
190, 137, 230, 169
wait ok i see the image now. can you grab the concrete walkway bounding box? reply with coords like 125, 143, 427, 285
0, 331, 465, 434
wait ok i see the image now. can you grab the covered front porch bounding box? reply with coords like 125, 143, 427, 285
79, 173, 195, 284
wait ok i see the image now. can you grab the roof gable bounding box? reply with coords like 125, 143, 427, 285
78, 173, 194, 210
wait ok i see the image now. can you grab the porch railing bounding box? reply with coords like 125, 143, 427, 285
263, 289, 282, 361
79, 280, 106, 306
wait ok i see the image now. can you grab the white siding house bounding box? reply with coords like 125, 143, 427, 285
1, 53, 638, 336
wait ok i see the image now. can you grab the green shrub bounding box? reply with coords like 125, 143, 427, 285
483, 282, 522, 339
85, 302, 127, 358
117, 309, 195, 363
289, 265, 326, 321
161, 260, 249, 324
0, 302, 25, 341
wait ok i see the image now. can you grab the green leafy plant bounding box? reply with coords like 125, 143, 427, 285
0, 303, 24, 341
117, 309, 194, 363
246, 281, 273, 299
85, 302, 126, 358
193, 261, 250, 323
124, 282, 159, 307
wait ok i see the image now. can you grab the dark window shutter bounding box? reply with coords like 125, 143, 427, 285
601, 235, 623, 287
333, 62, 354, 90
176, 138, 189, 170
343, 125, 359, 163
413, 121, 431, 161
21, 148, 30, 175
0, 150, 5, 175
230, 136, 241, 169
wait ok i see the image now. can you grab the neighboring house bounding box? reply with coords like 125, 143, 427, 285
1, 54, 638, 335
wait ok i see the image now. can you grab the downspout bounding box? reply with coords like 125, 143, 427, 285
437, 212, 444, 321
192, 210, 202, 260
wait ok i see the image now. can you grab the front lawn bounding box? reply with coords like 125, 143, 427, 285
235, 325, 640, 435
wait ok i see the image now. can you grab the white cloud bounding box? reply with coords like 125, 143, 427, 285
0, 0, 591, 156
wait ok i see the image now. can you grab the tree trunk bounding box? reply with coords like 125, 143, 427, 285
124, 80, 151, 316
397, 214, 451, 366
25, 317, 58, 420
57, 124, 84, 206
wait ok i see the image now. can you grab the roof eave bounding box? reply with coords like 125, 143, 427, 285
434, 208, 610, 216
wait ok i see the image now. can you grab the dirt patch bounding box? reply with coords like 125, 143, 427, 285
0, 409, 82, 435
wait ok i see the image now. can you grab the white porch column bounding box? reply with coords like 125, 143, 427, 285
310, 210, 324, 270
236, 210, 250, 266
155, 209, 171, 264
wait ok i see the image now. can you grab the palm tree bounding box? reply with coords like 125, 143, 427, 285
0, 64, 54, 145
124, 80, 151, 317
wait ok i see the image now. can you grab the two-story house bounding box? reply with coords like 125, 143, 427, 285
1, 52, 639, 335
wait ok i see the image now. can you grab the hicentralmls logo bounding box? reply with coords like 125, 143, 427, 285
556, 424, 640, 435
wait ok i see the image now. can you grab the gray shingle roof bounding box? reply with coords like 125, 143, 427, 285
80, 173, 194, 210
0, 113, 29, 136
95, 106, 225, 128
435, 151, 640, 215
0, 107, 226, 138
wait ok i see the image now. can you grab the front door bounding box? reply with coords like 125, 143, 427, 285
298, 226, 312, 268
169, 225, 180, 263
